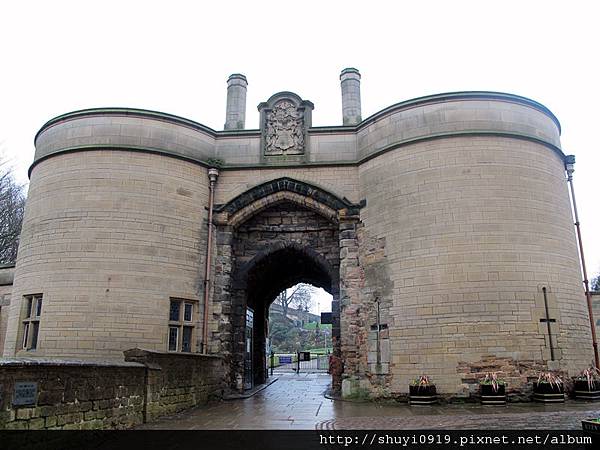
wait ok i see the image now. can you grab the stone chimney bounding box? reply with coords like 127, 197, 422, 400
224, 73, 248, 130
340, 68, 362, 126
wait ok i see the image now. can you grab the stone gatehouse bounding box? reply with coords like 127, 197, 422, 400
0, 68, 593, 399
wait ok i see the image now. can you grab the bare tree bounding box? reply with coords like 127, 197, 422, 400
0, 157, 26, 264
592, 274, 600, 292
274, 283, 315, 319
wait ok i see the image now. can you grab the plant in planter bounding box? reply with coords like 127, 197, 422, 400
581, 417, 600, 435
409, 375, 437, 405
533, 372, 564, 403
479, 372, 506, 405
574, 367, 600, 401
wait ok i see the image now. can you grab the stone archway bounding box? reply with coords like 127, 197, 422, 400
211, 178, 362, 392
233, 243, 337, 387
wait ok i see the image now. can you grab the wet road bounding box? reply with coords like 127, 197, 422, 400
138, 372, 600, 430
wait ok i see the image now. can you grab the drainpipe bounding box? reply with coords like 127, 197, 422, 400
565, 155, 599, 368
202, 167, 219, 354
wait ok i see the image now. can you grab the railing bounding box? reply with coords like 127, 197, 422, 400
270, 352, 330, 373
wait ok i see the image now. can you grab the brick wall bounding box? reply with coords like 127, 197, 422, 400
0, 349, 225, 429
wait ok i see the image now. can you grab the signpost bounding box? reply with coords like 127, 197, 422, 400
320, 312, 332, 324
298, 352, 311, 362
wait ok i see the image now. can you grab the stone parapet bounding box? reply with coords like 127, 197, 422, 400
123, 348, 226, 421
0, 349, 225, 430
0, 358, 146, 430
31, 92, 563, 173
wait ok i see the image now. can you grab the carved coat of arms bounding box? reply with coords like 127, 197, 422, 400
265, 100, 304, 155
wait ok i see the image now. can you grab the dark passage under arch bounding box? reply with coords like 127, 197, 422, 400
227, 201, 341, 389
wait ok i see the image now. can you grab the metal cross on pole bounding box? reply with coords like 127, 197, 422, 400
540, 287, 556, 361
375, 297, 381, 367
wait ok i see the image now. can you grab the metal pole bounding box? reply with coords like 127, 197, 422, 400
566, 156, 599, 368
375, 297, 381, 367
201, 168, 219, 354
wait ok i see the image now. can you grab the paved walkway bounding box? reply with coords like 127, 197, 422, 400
139, 373, 600, 430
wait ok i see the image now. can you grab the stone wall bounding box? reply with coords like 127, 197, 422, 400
0, 349, 225, 429
124, 348, 225, 421
11, 89, 587, 400
456, 355, 570, 402
3, 151, 210, 359
221, 202, 341, 389
0, 359, 145, 429
592, 291, 600, 339
0, 265, 14, 356
0, 287, 11, 357
356, 136, 591, 396
33, 93, 560, 169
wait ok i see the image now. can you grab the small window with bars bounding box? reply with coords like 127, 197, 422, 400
168, 299, 196, 353
22, 294, 43, 350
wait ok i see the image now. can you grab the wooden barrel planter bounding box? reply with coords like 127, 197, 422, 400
480, 384, 506, 405
533, 382, 564, 403
409, 385, 437, 405
582, 418, 600, 436
574, 380, 600, 401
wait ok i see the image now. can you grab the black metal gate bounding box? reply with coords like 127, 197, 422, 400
244, 308, 254, 389
270, 351, 330, 374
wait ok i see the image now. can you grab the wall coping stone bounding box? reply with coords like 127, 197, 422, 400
123, 347, 223, 360
35, 91, 560, 141
0, 265, 15, 286
0, 357, 144, 368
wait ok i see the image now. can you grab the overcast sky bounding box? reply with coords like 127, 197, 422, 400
1, 1, 598, 312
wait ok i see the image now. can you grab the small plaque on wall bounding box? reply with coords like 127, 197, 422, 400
13, 382, 37, 406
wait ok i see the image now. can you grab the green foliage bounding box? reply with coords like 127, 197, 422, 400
303, 322, 332, 331
205, 158, 224, 168
268, 312, 331, 353
344, 387, 372, 401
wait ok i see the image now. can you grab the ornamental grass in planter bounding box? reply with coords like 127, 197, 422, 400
533, 372, 564, 403
409, 375, 437, 405
574, 367, 600, 401
479, 372, 506, 405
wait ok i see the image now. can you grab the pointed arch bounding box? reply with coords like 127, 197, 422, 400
214, 177, 362, 228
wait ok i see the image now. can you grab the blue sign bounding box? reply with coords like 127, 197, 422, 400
279, 355, 292, 364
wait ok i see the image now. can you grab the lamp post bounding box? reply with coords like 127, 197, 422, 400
201, 167, 219, 354
566, 155, 599, 368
